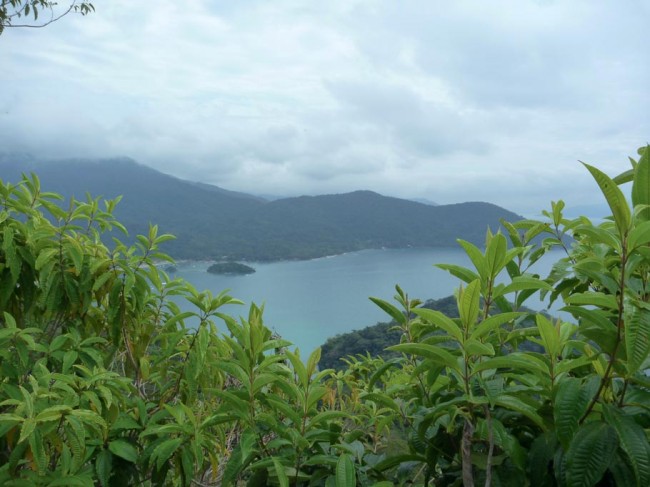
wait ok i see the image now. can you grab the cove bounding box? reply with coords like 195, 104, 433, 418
173, 247, 564, 354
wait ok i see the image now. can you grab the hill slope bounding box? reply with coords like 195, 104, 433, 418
0, 157, 523, 260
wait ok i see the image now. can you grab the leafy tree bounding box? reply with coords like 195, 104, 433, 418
0, 0, 94, 35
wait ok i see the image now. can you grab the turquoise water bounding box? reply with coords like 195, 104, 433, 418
173, 248, 564, 353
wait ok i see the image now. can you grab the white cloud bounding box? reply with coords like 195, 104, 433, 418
0, 0, 647, 214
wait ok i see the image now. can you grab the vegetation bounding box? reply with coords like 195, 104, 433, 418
0, 146, 649, 486
0, 1, 94, 35
320, 296, 458, 370
207, 262, 256, 275
0, 158, 521, 261
320, 296, 546, 370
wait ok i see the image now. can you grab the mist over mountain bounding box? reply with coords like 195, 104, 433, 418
1, 156, 522, 261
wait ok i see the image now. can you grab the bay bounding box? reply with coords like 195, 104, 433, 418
173, 247, 564, 354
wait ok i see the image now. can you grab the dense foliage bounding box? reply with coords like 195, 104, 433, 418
1, 146, 650, 486
0, 158, 521, 261
207, 262, 256, 275
320, 297, 545, 370
320, 297, 458, 370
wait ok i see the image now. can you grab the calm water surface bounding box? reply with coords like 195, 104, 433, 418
173, 248, 564, 353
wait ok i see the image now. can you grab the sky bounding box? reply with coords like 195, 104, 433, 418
1, 0, 648, 215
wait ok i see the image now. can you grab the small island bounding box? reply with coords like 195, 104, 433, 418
207, 262, 256, 275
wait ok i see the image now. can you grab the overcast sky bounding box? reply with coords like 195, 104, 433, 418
1, 0, 648, 215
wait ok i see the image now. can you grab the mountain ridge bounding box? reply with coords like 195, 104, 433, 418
0, 156, 523, 261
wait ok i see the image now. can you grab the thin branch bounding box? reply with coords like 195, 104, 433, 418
2, 2, 74, 29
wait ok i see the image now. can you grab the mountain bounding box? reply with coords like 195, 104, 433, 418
0, 156, 523, 261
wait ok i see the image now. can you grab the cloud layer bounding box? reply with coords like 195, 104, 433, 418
1, 0, 648, 214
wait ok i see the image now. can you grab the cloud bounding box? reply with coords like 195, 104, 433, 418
0, 0, 647, 214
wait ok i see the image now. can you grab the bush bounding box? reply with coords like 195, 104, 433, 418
1, 147, 649, 486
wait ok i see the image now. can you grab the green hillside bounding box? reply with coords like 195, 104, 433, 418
0, 157, 522, 260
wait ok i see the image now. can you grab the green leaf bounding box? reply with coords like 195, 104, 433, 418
272, 457, 289, 487
458, 279, 481, 329
152, 437, 184, 470
458, 239, 488, 279
554, 378, 589, 450
603, 405, 650, 487
486, 232, 508, 278
435, 263, 479, 284
306, 347, 322, 377
472, 353, 548, 376
493, 395, 544, 429
36, 405, 72, 423
565, 421, 618, 487
529, 432, 558, 487
625, 306, 650, 375
564, 292, 618, 310
582, 162, 631, 237
19, 417, 36, 444
336, 454, 355, 487
628, 220, 650, 250
470, 312, 525, 340
95, 449, 112, 487
631, 145, 650, 221
369, 297, 406, 324
412, 308, 463, 342
536, 314, 560, 357
286, 350, 308, 387
29, 428, 47, 475
497, 275, 553, 297
387, 343, 460, 373
463, 339, 494, 356
108, 439, 138, 463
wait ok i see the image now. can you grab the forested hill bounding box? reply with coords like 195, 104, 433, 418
0, 156, 522, 260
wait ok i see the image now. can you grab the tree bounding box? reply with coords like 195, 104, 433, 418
0, 0, 93, 35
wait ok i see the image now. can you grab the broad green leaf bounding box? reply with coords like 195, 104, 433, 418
373, 453, 426, 472
582, 162, 631, 237
435, 263, 479, 284
563, 292, 618, 310
493, 395, 545, 429
367, 358, 401, 390
625, 306, 650, 375
272, 457, 289, 487
18, 417, 36, 444
496, 275, 553, 298
29, 428, 47, 475
306, 347, 321, 377
108, 439, 138, 463
252, 373, 280, 395
486, 232, 508, 278
565, 421, 618, 487
152, 437, 184, 470
536, 314, 560, 357
387, 343, 460, 373
529, 432, 558, 487
463, 338, 494, 357
472, 353, 548, 376
95, 449, 112, 487
470, 312, 525, 340
554, 378, 589, 450
369, 297, 406, 324
603, 405, 650, 487
631, 145, 650, 221
628, 220, 650, 250
336, 454, 355, 487
458, 239, 488, 279
286, 350, 308, 387
458, 279, 481, 329
412, 308, 463, 342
